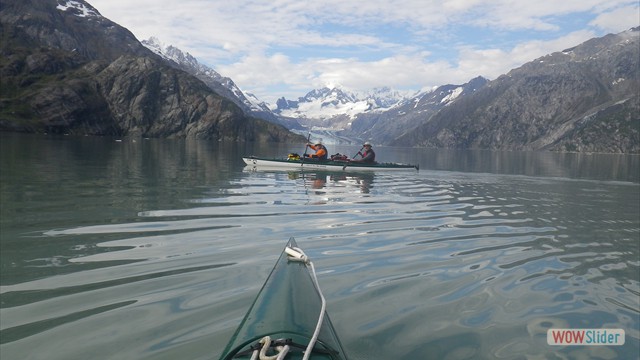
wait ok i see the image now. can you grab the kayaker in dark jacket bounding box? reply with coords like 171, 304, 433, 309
305, 141, 328, 160
350, 141, 376, 164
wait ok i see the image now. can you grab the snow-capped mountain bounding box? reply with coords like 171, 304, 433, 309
274, 86, 412, 121
141, 37, 302, 129
341, 76, 489, 144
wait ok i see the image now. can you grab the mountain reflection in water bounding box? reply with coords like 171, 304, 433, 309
1, 134, 638, 360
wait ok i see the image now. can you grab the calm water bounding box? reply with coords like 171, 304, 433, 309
1, 134, 639, 360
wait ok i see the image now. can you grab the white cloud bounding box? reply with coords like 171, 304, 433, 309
590, 5, 640, 33
87, 0, 639, 104
456, 30, 597, 79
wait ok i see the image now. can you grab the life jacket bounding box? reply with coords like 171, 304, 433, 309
309, 144, 328, 160
361, 149, 376, 163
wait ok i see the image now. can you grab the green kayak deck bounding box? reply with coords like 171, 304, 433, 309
219, 238, 348, 360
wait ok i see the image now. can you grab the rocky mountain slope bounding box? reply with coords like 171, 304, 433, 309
141, 37, 304, 131
391, 28, 639, 153
0, 0, 302, 142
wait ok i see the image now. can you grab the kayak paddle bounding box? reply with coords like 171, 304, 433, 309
301, 133, 311, 166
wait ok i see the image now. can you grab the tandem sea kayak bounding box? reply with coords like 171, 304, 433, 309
242, 156, 418, 172
219, 238, 348, 360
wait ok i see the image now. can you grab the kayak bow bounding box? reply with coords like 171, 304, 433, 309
219, 238, 348, 360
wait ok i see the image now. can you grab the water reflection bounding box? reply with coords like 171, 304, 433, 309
368, 147, 640, 183
1, 134, 638, 360
244, 167, 376, 194
300, 171, 374, 194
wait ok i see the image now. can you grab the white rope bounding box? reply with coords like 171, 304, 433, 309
276, 346, 290, 360
286, 246, 327, 360
252, 336, 290, 360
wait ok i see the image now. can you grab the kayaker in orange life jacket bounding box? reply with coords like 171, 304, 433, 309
304, 141, 328, 160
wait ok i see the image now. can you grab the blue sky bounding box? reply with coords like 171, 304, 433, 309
87, 0, 639, 105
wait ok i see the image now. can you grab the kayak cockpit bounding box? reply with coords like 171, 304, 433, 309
226, 334, 342, 359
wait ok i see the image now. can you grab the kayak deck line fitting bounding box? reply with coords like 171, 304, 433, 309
251, 336, 289, 360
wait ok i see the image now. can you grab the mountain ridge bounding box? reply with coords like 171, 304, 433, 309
390, 27, 639, 153
340, 76, 489, 144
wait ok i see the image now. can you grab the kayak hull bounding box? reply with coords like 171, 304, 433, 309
219, 238, 348, 360
243, 156, 418, 172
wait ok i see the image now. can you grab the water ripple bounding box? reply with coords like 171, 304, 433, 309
2, 166, 638, 359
